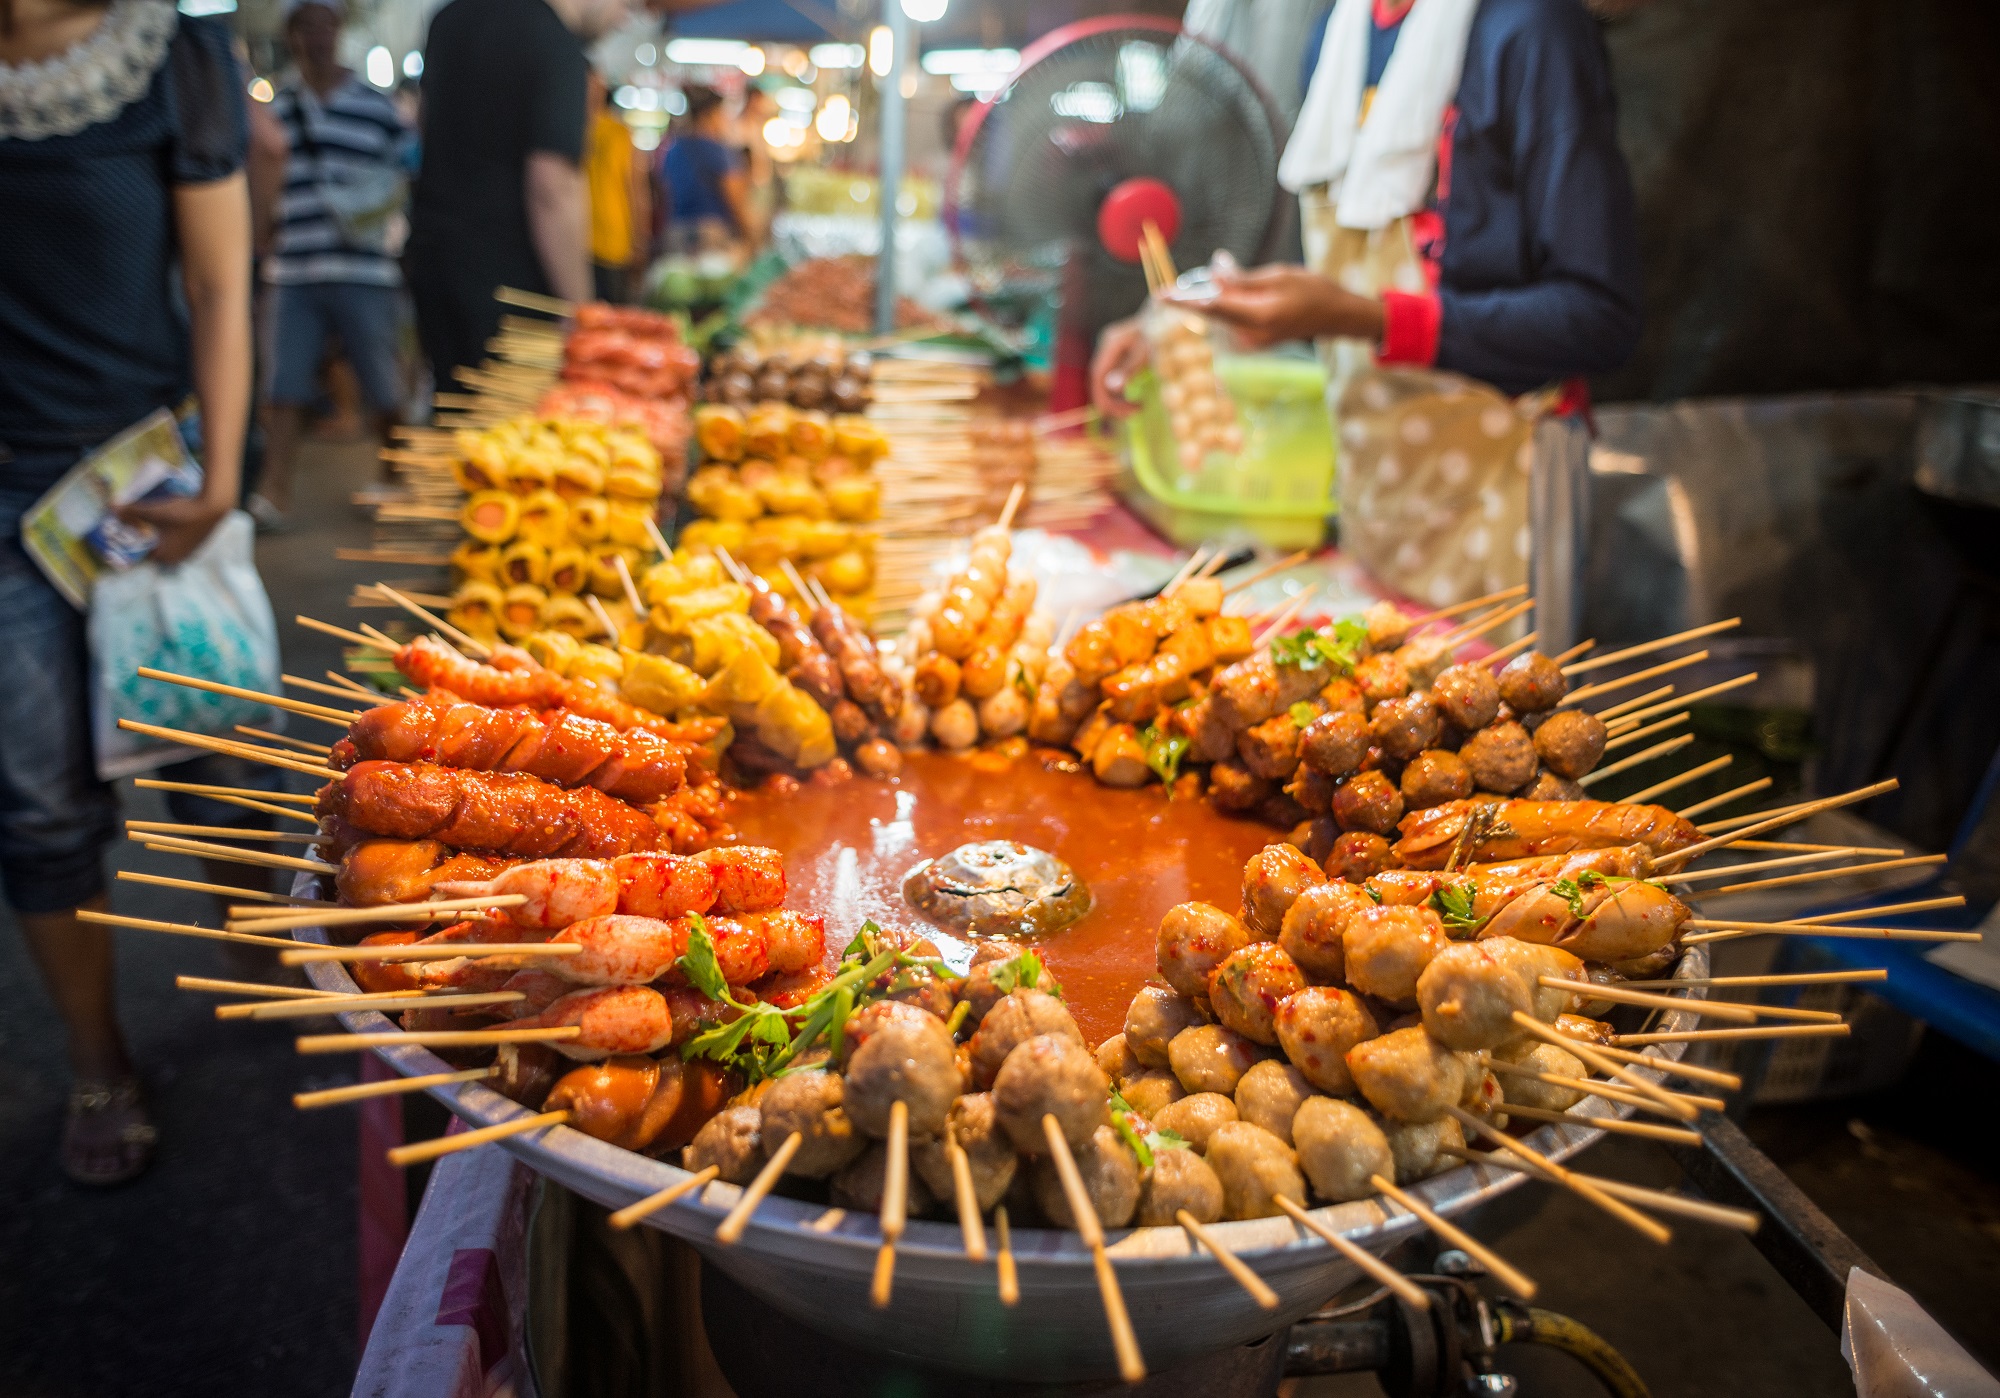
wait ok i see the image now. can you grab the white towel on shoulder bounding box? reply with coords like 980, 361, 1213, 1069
1277, 0, 1481, 230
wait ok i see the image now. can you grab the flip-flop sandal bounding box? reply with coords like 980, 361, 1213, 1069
61, 1077, 158, 1187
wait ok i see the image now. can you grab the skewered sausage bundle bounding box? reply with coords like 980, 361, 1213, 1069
318, 760, 669, 858
1392, 799, 1703, 869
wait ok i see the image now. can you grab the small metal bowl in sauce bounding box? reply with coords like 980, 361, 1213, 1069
900, 839, 1093, 941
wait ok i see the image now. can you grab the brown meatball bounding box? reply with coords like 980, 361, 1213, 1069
1369, 693, 1441, 760
1096, 1032, 1143, 1082
1153, 1091, 1239, 1153
1353, 653, 1411, 707
1279, 879, 1373, 982
1285, 766, 1338, 816
759, 1069, 868, 1177
683, 1104, 765, 1184
1120, 1066, 1186, 1118
1275, 986, 1380, 1095
912, 1091, 1018, 1211
853, 737, 903, 779
1347, 1026, 1466, 1122
1325, 831, 1393, 882
993, 1033, 1109, 1153
1342, 905, 1450, 1006
1400, 749, 1474, 809
968, 990, 1083, 1089
1125, 986, 1209, 1067
832, 1141, 939, 1214
1293, 1097, 1394, 1202
1300, 711, 1370, 778
1206, 758, 1274, 814
1206, 1121, 1307, 1220
1482, 939, 1588, 1022
839, 999, 940, 1066
1319, 676, 1367, 716
1383, 1115, 1466, 1182
1157, 901, 1252, 1001
1167, 1023, 1264, 1096
1332, 770, 1405, 835
1288, 815, 1342, 866
1431, 662, 1501, 731
1208, 943, 1308, 1045
1489, 1043, 1588, 1111
1497, 653, 1568, 713
1137, 1147, 1226, 1225
1237, 714, 1303, 781
1233, 1058, 1316, 1145
1241, 843, 1326, 938
1416, 941, 1535, 1051
843, 1013, 963, 1137
1516, 769, 1585, 801
1532, 708, 1608, 780
958, 940, 1027, 1030
1031, 1123, 1141, 1228
1460, 721, 1539, 793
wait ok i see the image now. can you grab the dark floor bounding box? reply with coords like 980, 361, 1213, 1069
2, 440, 1997, 1397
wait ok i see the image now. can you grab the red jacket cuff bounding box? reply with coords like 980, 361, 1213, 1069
1377, 290, 1442, 367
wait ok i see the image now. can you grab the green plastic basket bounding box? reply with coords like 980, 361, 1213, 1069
1119, 351, 1337, 550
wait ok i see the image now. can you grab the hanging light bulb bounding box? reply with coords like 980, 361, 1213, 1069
901, 0, 946, 20
867, 25, 893, 78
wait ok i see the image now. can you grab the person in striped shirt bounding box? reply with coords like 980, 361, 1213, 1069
255, 0, 410, 527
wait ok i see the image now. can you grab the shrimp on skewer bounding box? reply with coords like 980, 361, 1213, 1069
427, 847, 786, 928
1392, 799, 1702, 869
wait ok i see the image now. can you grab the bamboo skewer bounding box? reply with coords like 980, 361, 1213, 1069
176, 975, 340, 999
1441, 599, 1535, 652
1273, 1196, 1430, 1311
1599, 712, 1690, 755
1621, 755, 1734, 806
78, 909, 299, 949
221, 990, 524, 1021
1045, 1114, 1145, 1383
236, 726, 333, 754
131, 783, 321, 825
945, 1128, 988, 1260
227, 893, 528, 932
116, 720, 340, 779
1159, 546, 1213, 597
1730, 840, 1904, 855
1563, 619, 1742, 676
1651, 779, 1900, 867
1698, 796, 1825, 834
136, 666, 358, 725
1577, 1043, 1742, 1090
136, 833, 331, 874
1676, 778, 1774, 820
1552, 639, 1597, 665
1576, 734, 1696, 789
1684, 923, 1975, 945
126, 821, 321, 846
1440, 1148, 1759, 1233
1482, 631, 1540, 668
612, 1166, 722, 1231
281, 941, 581, 965
1409, 584, 1530, 629
1555, 977, 1756, 1023
716, 1131, 804, 1244
1252, 586, 1321, 644
298, 1027, 583, 1053
295, 614, 388, 649
1369, 1174, 1536, 1300
1220, 549, 1312, 596
1445, 1106, 1671, 1243
871, 1099, 909, 1307
996, 480, 1026, 531
1592, 685, 1676, 723
1487, 1061, 1726, 1114
1687, 895, 1963, 927
1619, 969, 1888, 991
1699, 854, 1946, 898
1563, 651, 1712, 707
135, 777, 319, 807
377, 584, 492, 658
1510, 1013, 1697, 1121
387, 1109, 569, 1167
1608, 673, 1760, 729
1494, 1102, 1703, 1146
995, 1207, 1020, 1306
1612, 1025, 1853, 1047
295, 1067, 499, 1109
1178, 1209, 1280, 1310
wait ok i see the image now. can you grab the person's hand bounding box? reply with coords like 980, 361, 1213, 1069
118, 491, 232, 567
1090, 315, 1152, 420
1174, 264, 1386, 349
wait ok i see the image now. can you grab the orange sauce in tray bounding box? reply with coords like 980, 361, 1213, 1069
723, 748, 1278, 1044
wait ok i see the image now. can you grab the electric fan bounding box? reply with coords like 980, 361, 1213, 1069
944, 15, 1286, 410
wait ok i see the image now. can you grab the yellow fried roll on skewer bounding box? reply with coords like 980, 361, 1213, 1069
499, 583, 548, 640
568, 496, 610, 544
694, 404, 746, 463
500, 539, 550, 587
450, 539, 505, 586
515, 489, 570, 547
460, 490, 519, 545
539, 592, 595, 639
553, 458, 605, 501
447, 580, 503, 643
545, 544, 590, 596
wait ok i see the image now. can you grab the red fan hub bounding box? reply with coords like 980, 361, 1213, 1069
1097, 179, 1182, 264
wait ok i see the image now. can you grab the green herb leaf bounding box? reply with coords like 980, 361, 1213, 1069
944, 998, 971, 1036
1146, 1126, 1189, 1155
1107, 1090, 1154, 1170
825, 984, 855, 1060
1548, 878, 1589, 921
674, 920, 730, 1003
681, 1012, 757, 1064
1269, 619, 1366, 677
1429, 880, 1481, 935
1288, 700, 1320, 728
1364, 885, 1383, 904
1142, 722, 1190, 788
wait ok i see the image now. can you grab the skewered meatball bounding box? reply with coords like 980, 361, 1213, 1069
1497, 653, 1568, 713
1319, 676, 1367, 716
1285, 766, 1338, 816
1353, 654, 1410, 707
1168, 1023, 1264, 1096
1153, 1092, 1239, 1154
1516, 769, 1585, 801
1137, 1146, 1226, 1225
993, 1032, 1109, 1153
1032, 1123, 1141, 1229
1401, 750, 1474, 810
1207, 758, 1274, 813
1208, 943, 1308, 1045
1343, 905, 1450, 1005
1279, 880, 1374, 982
1125, 986, 1209, 1067
684, 1104, 765, 1184
1460, 1063, 1505, 1120
1461, 721, 1539, 793
1300, 711, 1370, 778
1241, 843, 1326, 938
1490, 1043, 1588, 1111
839, 1000, 939, 1065
1206, 1121, 1307, 1220
1275, 986, 1380, 1095
1383, 1115, 1466, 1182
759, 1069, 868, 1177
1332, 770, 1405, 835
1417, 941, 1536, 1051
1157, 901, 1252, 1001
1292, 1098, 1394, 1202
958, 939, 1028, 1030
1432, 663, 1501, 731
912, 1091, 1018, 1211
833, 1141, 940, 1214
1121, 1067, 1187, 1118
931, 698, 980, 750
1370, 693, 1441, 760
1363, 601, 1413, 652
1482, 939, 1587, 1022
969, 989, 1083, 1089
1325, 831, 1393, 882
1237, 714, 1303, 781
1096, 1032, 1143, 1082
1347, 1026, 1466, 1122
1532, 709, 1607, 781
843, 1012, 963, 1137
854, 738, 903, 779
1234, 1059, 1316, 1145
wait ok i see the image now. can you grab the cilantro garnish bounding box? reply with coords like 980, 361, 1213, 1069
1548, 878, 1589, 920
1288, 700, 1320, 727
1429, 881, 1481, 936
989, 949, 1062, 999
1141, 722, 1190, 789
1271, 619, 1367, 675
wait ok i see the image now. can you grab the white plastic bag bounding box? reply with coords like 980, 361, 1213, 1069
88, 510, 282, 780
